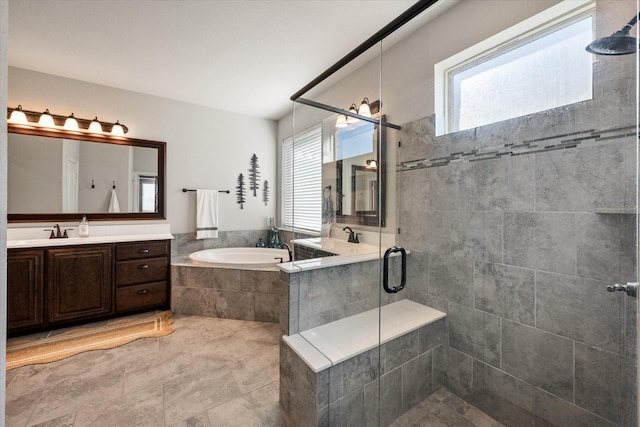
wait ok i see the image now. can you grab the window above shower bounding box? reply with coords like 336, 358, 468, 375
434, 0, 595, 136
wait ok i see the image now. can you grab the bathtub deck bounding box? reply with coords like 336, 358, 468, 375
283, 299, 446, 372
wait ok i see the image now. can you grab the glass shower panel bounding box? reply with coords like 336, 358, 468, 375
288, 38, 388, 425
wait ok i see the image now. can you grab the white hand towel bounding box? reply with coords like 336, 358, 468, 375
108, 189, 121, 213
196, 189, 219, 239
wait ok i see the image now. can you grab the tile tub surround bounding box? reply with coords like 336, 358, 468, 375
172, 229, 272, 257
397, 114, 638, 425
280, 300, 447, 426
171, 260, 287, 324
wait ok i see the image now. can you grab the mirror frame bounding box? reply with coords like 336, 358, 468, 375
7, 123, 166, 222
335, 118, 386, 227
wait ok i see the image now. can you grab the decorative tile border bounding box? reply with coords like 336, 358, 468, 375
398, 125, 636, 172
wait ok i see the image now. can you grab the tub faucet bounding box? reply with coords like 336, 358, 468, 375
281, 243, 292, 262
343, 227, 359, 244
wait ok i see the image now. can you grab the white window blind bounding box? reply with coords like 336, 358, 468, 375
282, 125, 322, 232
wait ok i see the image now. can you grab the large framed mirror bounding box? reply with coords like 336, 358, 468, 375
7, 123, 166, 222
335, 116, 385, 227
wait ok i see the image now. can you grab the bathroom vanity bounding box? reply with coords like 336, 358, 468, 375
7, 226, 173, 337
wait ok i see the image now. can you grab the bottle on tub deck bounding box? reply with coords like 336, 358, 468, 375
78, 215, 90, 237
267, 217, 281, 248
256, 238, 266, 248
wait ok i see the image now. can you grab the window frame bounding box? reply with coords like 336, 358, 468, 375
434, 0, 595, 136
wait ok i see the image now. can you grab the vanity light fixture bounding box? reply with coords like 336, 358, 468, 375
6, 106, 128, 136
37, 109, 55, 128
334, 98, 380, 128
8, 105, 28, 124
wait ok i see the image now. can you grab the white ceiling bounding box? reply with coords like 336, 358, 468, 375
8, 0, 418, 121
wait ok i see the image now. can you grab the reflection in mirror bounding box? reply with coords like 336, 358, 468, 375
352, 165, 377, 214
7, 124, 166, 222
335, 117, 385, 227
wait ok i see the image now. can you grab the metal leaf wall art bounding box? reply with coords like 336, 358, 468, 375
249, 154, 260, 197
236, 173, 246, 209
263, 180, 269, 206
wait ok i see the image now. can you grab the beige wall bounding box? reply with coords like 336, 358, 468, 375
8, 67, 278, 233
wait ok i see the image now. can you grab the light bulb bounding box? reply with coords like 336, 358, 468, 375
111, 120, 125, 136
8, 105, 28, 124
335, 114, 348, 128
347, 104, 359, 124
63, 113, 79, 131
38, 109, 55, 127
88, 117, 103, 133
358, 98, 371, 117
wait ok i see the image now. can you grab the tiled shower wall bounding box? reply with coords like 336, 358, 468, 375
397, 104, 638, 425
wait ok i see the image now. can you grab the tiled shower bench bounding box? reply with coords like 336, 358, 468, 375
280, 299, 447, 426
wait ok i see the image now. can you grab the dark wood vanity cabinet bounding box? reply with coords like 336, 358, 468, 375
7, 239, 171, 336
115, 241, 170, 313
46, 245, 113, 324
7, 249, 45, 334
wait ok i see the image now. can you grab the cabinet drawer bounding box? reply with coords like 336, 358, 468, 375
116, 282, 167, 312
116, 257, 168, 287
116, 241, 169, 261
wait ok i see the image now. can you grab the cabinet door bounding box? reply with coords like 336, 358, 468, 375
46, 245, 113, 323
7, 250, 44, 333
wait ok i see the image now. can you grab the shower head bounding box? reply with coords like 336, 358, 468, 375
586, 13, 639, 55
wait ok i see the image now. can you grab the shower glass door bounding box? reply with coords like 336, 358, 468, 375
288, 32, 390, 423
287, 0, 638, 425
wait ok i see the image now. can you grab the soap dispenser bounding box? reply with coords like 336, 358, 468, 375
79, 215, 90, 237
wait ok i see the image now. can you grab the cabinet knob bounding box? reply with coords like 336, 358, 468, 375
137, 289, 149, 295
137, 264, 149, 269
138, 249, 150, 254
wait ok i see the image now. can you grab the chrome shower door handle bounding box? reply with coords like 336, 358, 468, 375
607, 282, 638, 298
383, 246, 407, 294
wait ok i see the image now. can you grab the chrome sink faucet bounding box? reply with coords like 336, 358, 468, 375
343, 227, 360, 244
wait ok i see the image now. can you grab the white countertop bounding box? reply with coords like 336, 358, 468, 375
7, 224, 173, 249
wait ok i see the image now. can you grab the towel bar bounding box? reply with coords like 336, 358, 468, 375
182, 188, 230, 193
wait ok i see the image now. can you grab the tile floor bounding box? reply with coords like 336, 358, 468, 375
6, 314, 504, 427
